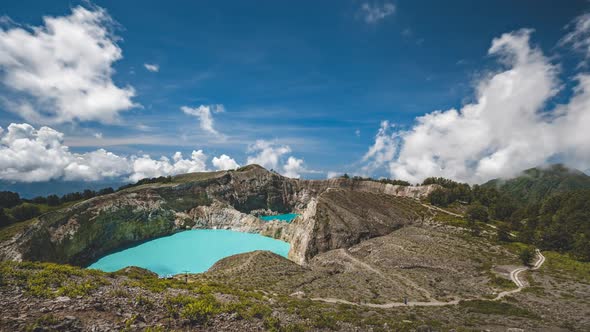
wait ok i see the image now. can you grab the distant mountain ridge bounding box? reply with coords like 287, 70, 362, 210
482, 164, 590, 204
0, 180, 125, 198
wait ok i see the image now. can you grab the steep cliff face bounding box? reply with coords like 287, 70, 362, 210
0, 165, 437, 266
288, 189, 429, 264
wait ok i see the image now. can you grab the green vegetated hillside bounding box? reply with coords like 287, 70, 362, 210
483, 164, 590, 204
425, 164, 590, 262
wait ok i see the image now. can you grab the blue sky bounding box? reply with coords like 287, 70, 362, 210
1, 0, 590, 186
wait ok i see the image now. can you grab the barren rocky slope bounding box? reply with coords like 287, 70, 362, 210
202, 225, 521, 304
2, 234, 588, 331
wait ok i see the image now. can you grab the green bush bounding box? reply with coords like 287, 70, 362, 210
496, 223, 513, 242
466, 204, 488, 223
136, 294, 155, 309
0, 191, 21, 209
0, 208, 14, 227
180, 294, 220, 325
57, 281, 97, 297
9, 204, 41, 222
519, 247, 536, 266
264, 316, 281, 331
25, 314, 59, 332
312, 312, 338, 329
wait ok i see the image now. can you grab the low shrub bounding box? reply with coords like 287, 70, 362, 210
180, 294, 220, 325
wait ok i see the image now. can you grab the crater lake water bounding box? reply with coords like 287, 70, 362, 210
259, 213, 300, 223
87, 229, 290, 276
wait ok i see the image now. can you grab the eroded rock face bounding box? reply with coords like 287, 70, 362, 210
288, 189, 427, 264
0, 165, 437, 266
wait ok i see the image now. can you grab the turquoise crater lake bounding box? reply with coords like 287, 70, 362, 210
259, 213, 300, 223
88, 229, 290, 276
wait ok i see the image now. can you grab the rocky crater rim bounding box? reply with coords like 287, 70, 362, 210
0, 165, 439, 269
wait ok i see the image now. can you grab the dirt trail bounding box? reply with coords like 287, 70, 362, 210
309, 250, 546, 308
421, 202, 519, 237
420, 203, 463, 218
310, 297, 460, 308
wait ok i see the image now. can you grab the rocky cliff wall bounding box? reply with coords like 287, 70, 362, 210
287, 188, 429, 264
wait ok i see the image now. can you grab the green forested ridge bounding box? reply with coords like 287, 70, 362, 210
427, 164, 590, 261
0, 187, 115, 227
483, 164, 590, 204
0, 175, 186, 227
422, 177, 472, 206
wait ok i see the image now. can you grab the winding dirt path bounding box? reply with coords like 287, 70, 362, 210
494, 249, 545, 300
309, 250, 546, 308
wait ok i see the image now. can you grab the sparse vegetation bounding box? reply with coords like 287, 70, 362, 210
25, 314, 60, 332
459, 300, 538, 318
543, 251, 590, 283
348, 175, 411, 186
179, 294, 220, 325
117, 176, 172, 191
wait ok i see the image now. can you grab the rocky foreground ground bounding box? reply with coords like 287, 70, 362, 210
1, 222, 589, 331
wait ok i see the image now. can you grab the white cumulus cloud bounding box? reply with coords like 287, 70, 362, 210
181, 104, 224, 135
0, 6, 137, 124
245, 140, 316, 178
359, 2, 395, 24
0, 123, 326, 182
129, 150, 208, 182
0, 123, 245, 183
0, 123, 130, 182
326, 171, 342, 179
246, 140, 291, 170
212, 154, 240, 170
64, 149, 131, 181
144, 63, 159, 72
363, 28, 590, 183
283, 156, 305, 179
362, 120, 398, 174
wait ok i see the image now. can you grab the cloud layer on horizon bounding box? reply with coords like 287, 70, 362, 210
363, 26, 590, 183
0, 123, 308, 183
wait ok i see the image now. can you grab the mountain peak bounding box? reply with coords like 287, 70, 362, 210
236, 164, 269, 172
521, 163, 586, 178
483, 163, 590, 203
